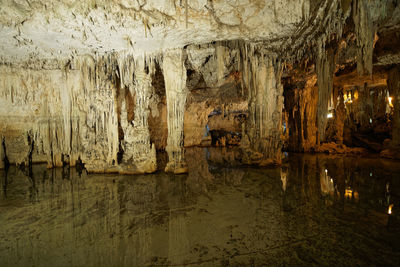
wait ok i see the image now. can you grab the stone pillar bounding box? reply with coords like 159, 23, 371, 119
163, 49, 188, 174
241, 53, 284, 165
119, 56, 157, 174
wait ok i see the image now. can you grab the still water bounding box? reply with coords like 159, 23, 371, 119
1, 148, 399, 266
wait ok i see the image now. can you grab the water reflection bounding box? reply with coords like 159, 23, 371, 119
0, 149, 400, 266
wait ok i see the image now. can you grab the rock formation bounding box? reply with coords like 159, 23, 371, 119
1, 0, 400, 171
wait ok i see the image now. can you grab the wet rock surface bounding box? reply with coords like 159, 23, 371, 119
1, 148, 400, 266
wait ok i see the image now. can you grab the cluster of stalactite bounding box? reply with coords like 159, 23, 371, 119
0, 53, 167, 174
0, 56, 120, 172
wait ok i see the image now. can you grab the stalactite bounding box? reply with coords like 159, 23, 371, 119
353, 0, 374, 76
241, 45, 284, 165
216, 44, 226, 86
163, 48, 188, 174
316, 40, 335, 143
185, 0, 188, 28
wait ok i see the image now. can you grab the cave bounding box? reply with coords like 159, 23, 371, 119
1, 1, 400, 266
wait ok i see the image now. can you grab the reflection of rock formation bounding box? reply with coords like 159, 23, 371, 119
281, 167, 288, 192
206, 147, 240, 166
1, 150, 400, 265
320, 169, 335, 196
168, 213, 189, 265
185, 148, 213, 197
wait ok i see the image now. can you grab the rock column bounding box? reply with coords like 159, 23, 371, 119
316, 41, 335, 143
119, 56, 157, 174
241, 52, 284, 165
163, 49, 188, 174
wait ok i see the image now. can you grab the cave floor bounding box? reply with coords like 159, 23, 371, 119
1, 148, 400, 266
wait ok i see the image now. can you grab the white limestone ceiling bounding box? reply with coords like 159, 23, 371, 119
0, 0, 311, 62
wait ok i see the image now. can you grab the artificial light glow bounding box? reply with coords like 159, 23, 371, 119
330, 178, 333, 183
388, 204, 394, 215
327, 113, 333, 119
325, 169, 328, 173
388, 96, 393, 108
345, 187, 353, 199
354, 91, 359, 100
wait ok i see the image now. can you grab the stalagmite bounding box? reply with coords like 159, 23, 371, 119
316, 40, 335, 143
163, 49, 188, 174
353, 0, 374, 76
241, 48, 284, 165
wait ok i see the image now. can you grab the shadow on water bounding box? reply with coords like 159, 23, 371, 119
0, 147, 400, 266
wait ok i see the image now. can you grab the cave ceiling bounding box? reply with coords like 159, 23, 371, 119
1, 0, 397, 64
